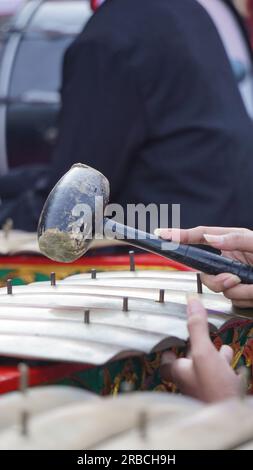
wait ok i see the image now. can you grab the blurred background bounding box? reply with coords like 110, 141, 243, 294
0, 0, 252, 234
0, 0, 92, 174
0, 0, 251, 177
0, 0, 253, 412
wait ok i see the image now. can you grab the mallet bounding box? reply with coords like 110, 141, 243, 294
38, 164, 253, 283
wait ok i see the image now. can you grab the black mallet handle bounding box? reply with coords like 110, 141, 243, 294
105, 218, 253, 284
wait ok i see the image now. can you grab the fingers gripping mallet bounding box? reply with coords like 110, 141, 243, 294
38, 164, 253, 283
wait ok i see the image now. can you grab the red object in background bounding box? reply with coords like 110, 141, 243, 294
246, 0, 253, 45
0, 253, 194, 270
0, 363, 92, 395
90, 0, 105, 12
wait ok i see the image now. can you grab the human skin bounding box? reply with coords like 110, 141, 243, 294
155, 226, 253, 308
160, 297, 244, 403
233, 0, 249, 17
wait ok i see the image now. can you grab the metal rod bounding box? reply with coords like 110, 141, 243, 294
138, 410, 148, 440
18, 363, 29, 437
158, 289, 165, 303
20, 410, 29, 437
123, 297, 129, 312
7, 278, 12, 295
129, 250, 136, 272
50, 272, 56, 286
2, 218, 13, 239
84, 310, 90, 324
91, 269, 97, 280
197, 273, 203, 294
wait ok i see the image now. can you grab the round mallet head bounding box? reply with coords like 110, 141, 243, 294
38, 164, 110, 262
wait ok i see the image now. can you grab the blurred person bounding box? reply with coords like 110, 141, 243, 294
48, 0, 253, 231
0, 0, 25, 15
233, 0, 249, 15
0, 0, 25, 23
245, 0, 253, 45
197, 0, 253, 118
233, 1, 253, 52
1, 0, 253, 231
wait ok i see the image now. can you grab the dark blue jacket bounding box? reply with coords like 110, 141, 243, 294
2, 0, 253, 231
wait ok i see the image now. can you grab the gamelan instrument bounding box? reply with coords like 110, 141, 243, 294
94, 397, 253, 451
2, 162, 253, 450
0, 265, 252, 449
0, 384, 99, 432
0, 391, 253, 450
38, 164, 253, 282
0, 392, 203, 450
0, 268, 251, 364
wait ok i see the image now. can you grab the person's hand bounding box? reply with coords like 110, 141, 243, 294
155, 226, 253, 308
160, 297, 244, 403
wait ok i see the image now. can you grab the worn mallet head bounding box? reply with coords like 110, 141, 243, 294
38, 164, 110, 262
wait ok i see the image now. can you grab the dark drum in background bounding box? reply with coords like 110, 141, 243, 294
0, 0, 92, 174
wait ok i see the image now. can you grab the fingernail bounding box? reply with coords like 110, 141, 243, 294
223, 275, 241, 289
154, 229, 172, 239
161, 352, 176, 366
203, 234, 225, 247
